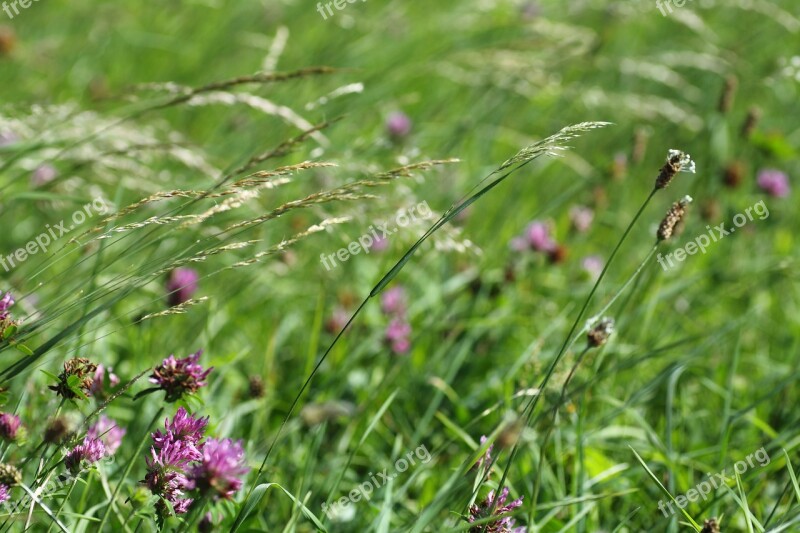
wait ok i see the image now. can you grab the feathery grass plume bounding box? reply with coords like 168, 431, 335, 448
231, 121, 610, 530
657, 195, 693, 241
654, 150, 696, 190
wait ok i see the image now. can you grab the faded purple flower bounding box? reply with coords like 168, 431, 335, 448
0, 413, 21, 442
757, 169, 790, 198
0, 484, 8, 504
166, 268, 199, 307
386, 112, 412, 138
172, 497, 193, 514
150, 350, 212, 402
581, 255, 604, 280
524, 221, 556, 252
87, 415, 125, 456
468, 487, 525, 533
477, 435, 494, 469
188, 438, 249, 500
31, 164, 57, 187
370, 235, 389, 252
325, 307, 350, 334
0, 292, 14, 321
569, 205, 594, 233
65, 438, 105, 475
385, 318, 412, 354
89, 364, 120, 399
380, 286, 407, 316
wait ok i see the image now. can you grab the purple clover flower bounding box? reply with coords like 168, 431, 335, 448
144, 439, 196, 512
0, 484, 8, 504
581, 255, 604, 280
87, 415, 126, 456
65, 438, 106, 475
468, 487, 525, 533
89, 364, 120, 399
757, 169, 790, 198
152, 407, 208, 460
380, 286, 406, 316
386, 112, 412, 138
150, 350, 212, 402
188, 438, 249, 500
524, 221, 556, 252
0, 292, 14, 321
165, 268, 199, 307
0, 413, 21, 442
385, 318, 412, 354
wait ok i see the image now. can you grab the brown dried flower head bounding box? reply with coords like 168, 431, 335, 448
0, 463, 21, 486
49, 357, 97, 400
701, 518, 720, 533
587, 317, 615, 348
657, 196, 693, 242
655, 150, 696, 190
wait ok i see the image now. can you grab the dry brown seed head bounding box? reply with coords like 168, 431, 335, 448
655, 150, 696, 190
657, 196, 693, 241
587, 317, 615, 348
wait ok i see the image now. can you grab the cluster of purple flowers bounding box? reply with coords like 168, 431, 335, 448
510, 220, 556, 254
381, 286, 412, 354
65, 415, 125, 475
468, 435, 525, 532
144, 407, 249, 518
0, 292, 17, 336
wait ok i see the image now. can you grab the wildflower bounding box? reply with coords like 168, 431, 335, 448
49, 358, 97, 400
581, 255, 604, 280
701, 518, 720, 533
0, 463, 21, 486
385, 318, 412, 354
89, 364, 120, 399
0, 413, 21, 442
587, 317, 615, 348
87, 415, 126, 456
65, 438, 105, 475
370, 234, 389, 252
165, 268, 199, 307
477, 435, 494, 469
380, 286, 406, 316
0, 484, 8, 504
569, 205, 594, 233
144, 439, 195, 513
757, 169, 790, 198
386, 112, 412, 138
654, 150, 696, 190
0, 292, 13, 321
524, 221, 556, 252
152, 407, 208, 458
248, 375, 265, 399
150, 350, 212, 402
31, 164, 57, 187
468, 487, 525, 533
657, 196, 693, 242
188, 438, 249, 500
324, 306, 350, 334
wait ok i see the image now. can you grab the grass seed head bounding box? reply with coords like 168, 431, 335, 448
655, 150, 696, 190
657, 195, 693, 241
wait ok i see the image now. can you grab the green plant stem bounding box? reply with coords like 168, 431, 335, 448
46, 476, 80, 533
97, 406, 165, 531
485, 188, 657, 529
